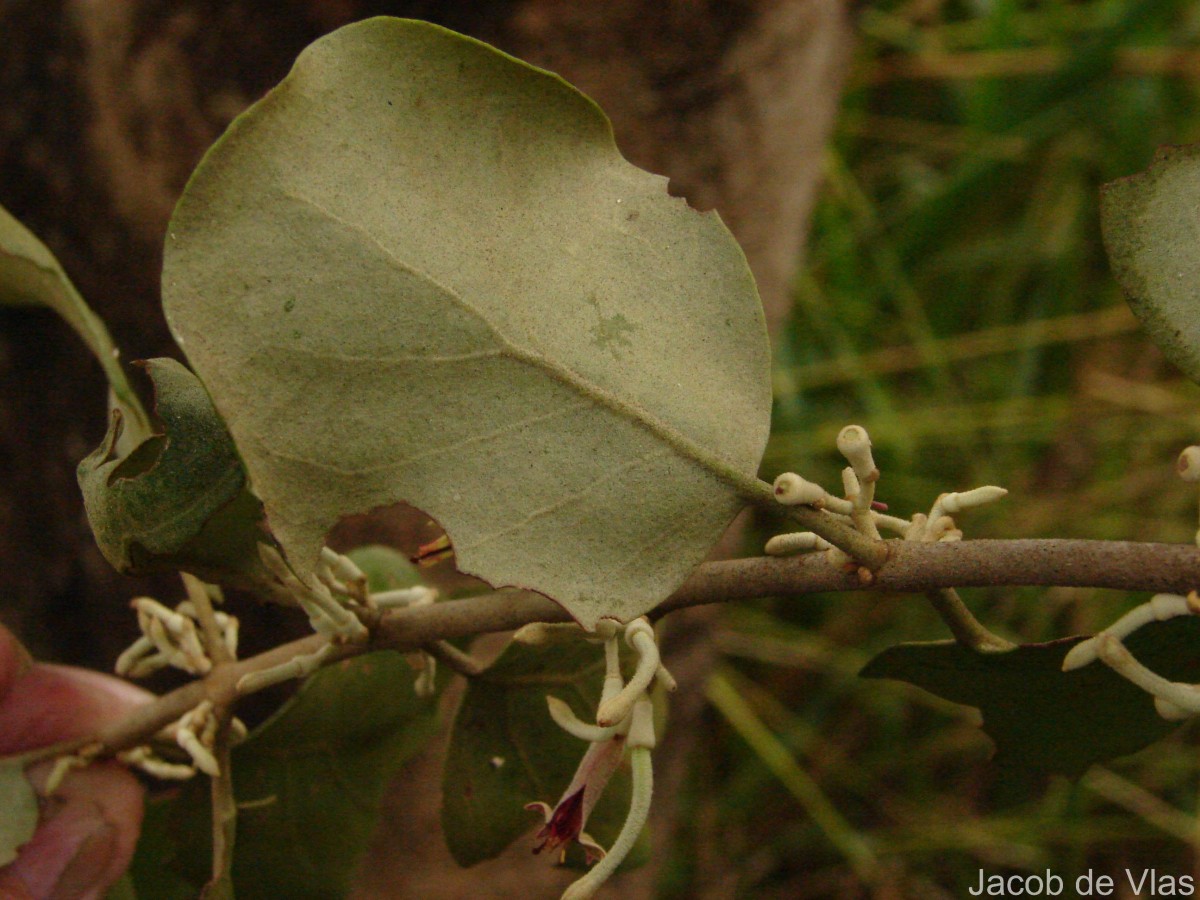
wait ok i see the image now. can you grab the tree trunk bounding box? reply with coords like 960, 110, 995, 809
0, 0, 853, 894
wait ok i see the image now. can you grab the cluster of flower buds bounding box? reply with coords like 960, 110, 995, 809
242, 545, 439, 696
767, 424, 1006, 559
904, 486, 1008, 544
110, 573, 248, 778
115, 574, 237, 679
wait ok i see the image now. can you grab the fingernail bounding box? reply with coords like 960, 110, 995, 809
8, 802, 117, 900
50, 815, 117, 900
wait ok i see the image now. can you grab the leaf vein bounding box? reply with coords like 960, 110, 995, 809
281, 189, 760, 499
258, 399, 593, 476
459, 452, 663, 552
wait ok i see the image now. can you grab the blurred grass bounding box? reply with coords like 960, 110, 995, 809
678, 1, 1200, 896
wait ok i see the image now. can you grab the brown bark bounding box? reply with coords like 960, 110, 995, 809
0, 1, 853, 895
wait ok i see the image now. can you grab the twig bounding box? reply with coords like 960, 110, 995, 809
924, 588, 1014, 652
207, 710, 238, 896
422, 640, 484, 678
23, 538, 1200, 765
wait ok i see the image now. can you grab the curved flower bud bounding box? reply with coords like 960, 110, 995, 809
836, 425, 877, 483
772, 473, 827, 506
1178, 446, 1200, 483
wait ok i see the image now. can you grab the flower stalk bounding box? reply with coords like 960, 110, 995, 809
525, 619, 668, 899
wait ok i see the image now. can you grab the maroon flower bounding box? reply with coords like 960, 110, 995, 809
526, 733, 626, 864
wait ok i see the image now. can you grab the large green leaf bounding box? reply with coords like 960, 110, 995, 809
126, 651, 439, 899
860, 616, 1200, 776
77, 358, 273, 593
1102, 143, 1200, 384
442, 638, 647, 869
0, 760, 38, 867
161, 17, 771, 628
0, 202, 150, 435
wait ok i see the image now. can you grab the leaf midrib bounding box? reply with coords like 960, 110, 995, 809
281, 189, 768, 505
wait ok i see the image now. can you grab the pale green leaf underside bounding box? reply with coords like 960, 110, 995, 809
0, 203, 150, 434
162, 17, 770, 626
1102, 143, 1200, 385
0, 760, 38, 867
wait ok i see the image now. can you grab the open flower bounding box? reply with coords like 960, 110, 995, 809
526, 732, 626, 864
522, 620, 664, 900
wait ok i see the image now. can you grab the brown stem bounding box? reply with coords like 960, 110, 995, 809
659, 539, 1200, 612
207, 710, 237, 897
29, 537, 1200, 764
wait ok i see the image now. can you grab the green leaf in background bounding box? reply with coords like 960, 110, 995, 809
125, 651, 439, 899
347, 544, 423, 592
161, 17, 771, 628
0, 202, 151, 437
1101, 143, 1200, 385
121, 794, 198, 900
860, 616, 1200, 776
102, 874, 140, 900
442, 638, 647, 869
77, 358, 275, 595
0, 760, 38, 867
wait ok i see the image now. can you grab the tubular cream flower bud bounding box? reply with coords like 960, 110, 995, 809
1178, 446, 1200, 483
837, 425, 878, 483
935, 486, 1008, 516
903, 514, 928, 542
1155, 696, 1192, 721
320, 547, 369, 602
513, 622, 587, 645
547, 696, 620, 743
44, 755, 88, 794
175, 701, 221, 777
1095, 633, 1200, 719
925, 515, 957, 542
371, 586, 436, 609
597, 620, 660, 727
764, 532, 832, 556
841, 466, 860, 500
772, 473, 827, 506
260, 544, 367, 640
119, 746, 197, 781
115, 636, 156, 677
626, 696, 656, 750
1063, 594, 1192, 671
873, 513, 912, 536
824, 545, 851, 568
654, 662, 677, 693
